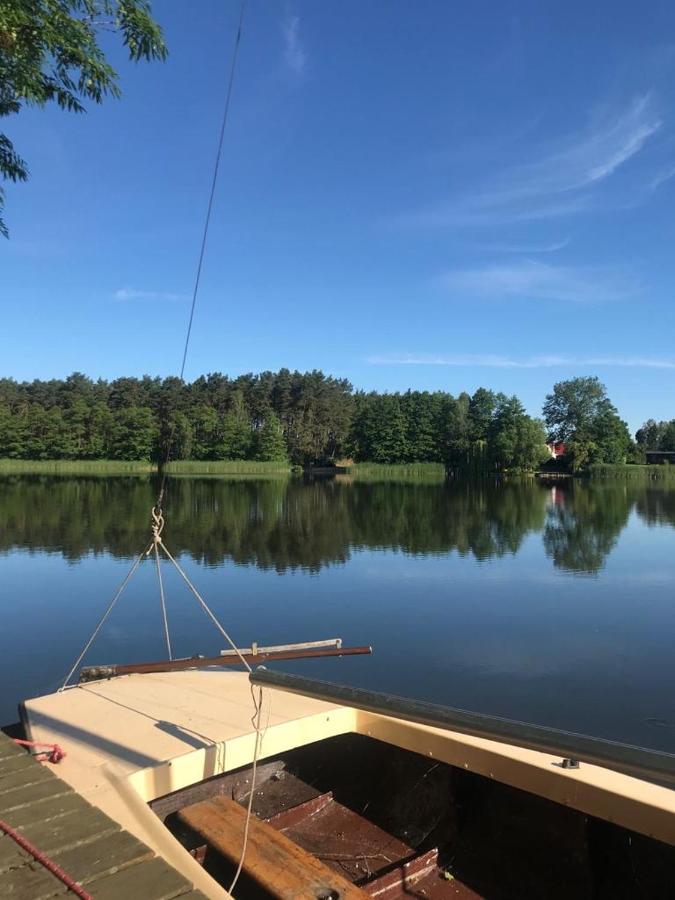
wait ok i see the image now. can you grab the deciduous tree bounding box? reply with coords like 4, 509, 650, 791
0, 0, 166, 235
543, 377, 629, 466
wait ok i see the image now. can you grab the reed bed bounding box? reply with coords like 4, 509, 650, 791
0, 459, 155, 474
344, 462, 447, 481
164, 460, 291, 475
587, 463, 675, 480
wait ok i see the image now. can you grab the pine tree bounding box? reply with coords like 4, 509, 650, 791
217, 412, 252, 460
254, 413, 288, 462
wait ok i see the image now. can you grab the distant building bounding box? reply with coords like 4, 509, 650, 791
645, 450, 675, 465
546, 441, 567, 459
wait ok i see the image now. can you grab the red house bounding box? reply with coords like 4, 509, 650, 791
547, 441, 567, 459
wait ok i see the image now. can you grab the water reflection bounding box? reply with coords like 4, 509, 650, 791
543, 484, 632, 576
634, 487, 675, 529
1, 474, 671, 574
3, 474, 675, 749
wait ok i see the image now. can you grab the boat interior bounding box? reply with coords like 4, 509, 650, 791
153, 732, 675, 900
20, 669, 675, 900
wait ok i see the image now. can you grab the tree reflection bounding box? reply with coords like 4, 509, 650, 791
0, 475, 551, 571
634, 487, 675, 529
542, 483, 633, 574
3, 474, 663, 574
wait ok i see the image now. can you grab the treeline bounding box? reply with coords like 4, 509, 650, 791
636, 419, 675, 452
0, 371, 549, 470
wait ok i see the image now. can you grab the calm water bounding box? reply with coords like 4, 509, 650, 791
1, 474, 675, 751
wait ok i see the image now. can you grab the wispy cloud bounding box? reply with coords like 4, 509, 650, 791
650, 162, 675, 191
114, 288, 187, 302
472, 238, 571, 254
282, 12, 306, 76
398, 195, 588, 228
368, 353, 675, 370
395, 94, 663, 227
437, 259, 639, 303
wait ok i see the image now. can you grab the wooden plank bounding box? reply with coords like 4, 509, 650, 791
0, 836, 28, 873
0, 736, 25, 761
88, 856, 193, 900
150, 760, 285, 822
0, 755, 36, 777
179, 796, 369, 900
0, 860, 67, 900
364, 848, 439, 897
0, 739, 209, 900
4, 791, 91, 829
52, 830, 153, 885
265, 791, 334, 829
0, 779, 71, 816
0, 764, 55, 796
11, 807, 119, 857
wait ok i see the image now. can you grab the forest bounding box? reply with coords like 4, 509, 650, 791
0, 370, 547, 471
0, 369, 657, 471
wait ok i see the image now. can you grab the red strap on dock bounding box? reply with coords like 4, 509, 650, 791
13, 738, 66, 763
0, 818, 93, 899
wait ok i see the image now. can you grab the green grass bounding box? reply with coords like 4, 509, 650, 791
0, 459, 155, 474
164, 459, 291, 475
587, 463, 675, 480
343, 462, 447, 481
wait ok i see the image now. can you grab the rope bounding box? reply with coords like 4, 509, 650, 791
155, 0, 248, 513
56, 10, 262, 891
13, 739, 66, 764
59, 550, 148, 691
157, 540, 253, 673
0, 818, 93, 899
227, 684, 264, 895
153, 543, 172, 661
148, 506, 172, 660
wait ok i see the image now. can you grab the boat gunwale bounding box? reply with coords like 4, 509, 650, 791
19, 669, 675, 900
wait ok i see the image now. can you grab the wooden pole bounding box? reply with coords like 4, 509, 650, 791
78, 644, 372, 682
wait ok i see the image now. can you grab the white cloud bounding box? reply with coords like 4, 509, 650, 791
503, 94, 660, 193
282, 13, 306, 76
395, 94, 663, 227
437, 259, 639, 303
650, 162, 675, 191
367, 353, 675, 370
114, 288, 187, 302
473, 238, 571, 254
398, 195, 589, 228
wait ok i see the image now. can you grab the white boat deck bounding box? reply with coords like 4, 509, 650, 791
23, 668, 675, 899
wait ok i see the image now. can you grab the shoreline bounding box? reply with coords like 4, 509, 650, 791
0, 459, 674, 481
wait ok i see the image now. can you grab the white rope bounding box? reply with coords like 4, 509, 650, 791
148, 506, 172, 660
156, 533, 265, 895
60, 522, 267, 896
153, 543, 172, 660
227, 684, 264, 895
58, 549, 148, 691
157, 540, 253, 673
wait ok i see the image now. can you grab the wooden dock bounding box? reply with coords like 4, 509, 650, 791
0, 729, 208, 900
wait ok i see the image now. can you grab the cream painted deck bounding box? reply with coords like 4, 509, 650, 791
22, 668, 675, 899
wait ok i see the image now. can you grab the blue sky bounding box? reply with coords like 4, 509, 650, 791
3, 0, 675, 432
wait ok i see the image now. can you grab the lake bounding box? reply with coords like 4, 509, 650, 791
1, 474, 675, 752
